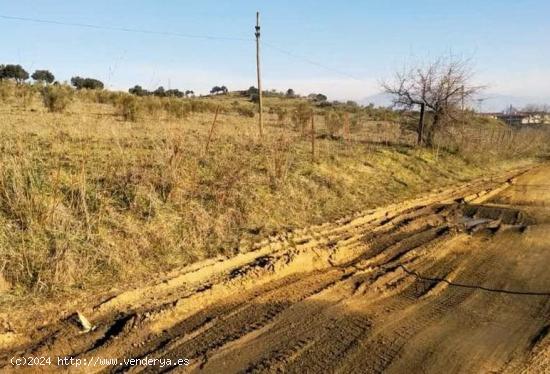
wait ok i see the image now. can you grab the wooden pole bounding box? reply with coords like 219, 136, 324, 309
311, 111, 316, 162
418, 103, 425, 146
205, 105, 221, 153
255, 12, 264, 139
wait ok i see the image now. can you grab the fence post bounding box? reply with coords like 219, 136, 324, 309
205, 105, 221, 153
311, 111, 316, 162
418, 103, 426, 146
343, 112, 350, 142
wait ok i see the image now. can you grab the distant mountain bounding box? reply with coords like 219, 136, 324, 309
360, 92, 550, 113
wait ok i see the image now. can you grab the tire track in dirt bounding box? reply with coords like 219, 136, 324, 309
1, 166, 545, 374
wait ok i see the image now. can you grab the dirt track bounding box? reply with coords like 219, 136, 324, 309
2, 165, 550, 373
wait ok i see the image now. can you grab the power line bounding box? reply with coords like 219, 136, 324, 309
0, 14, 253, 42
0, 13, 366, 82
263, 41, 363, 81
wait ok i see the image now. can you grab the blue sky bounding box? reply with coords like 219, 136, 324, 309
1, 0, 549, 103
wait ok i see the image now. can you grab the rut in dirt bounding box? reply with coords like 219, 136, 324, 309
2, 166, 550, 374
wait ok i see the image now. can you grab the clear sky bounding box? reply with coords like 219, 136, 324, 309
1, 0, 549, 103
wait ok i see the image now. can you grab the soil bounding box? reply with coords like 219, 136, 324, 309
1, 165, 549, 373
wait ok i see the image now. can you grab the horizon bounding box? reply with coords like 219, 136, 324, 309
1, 1, 549, 107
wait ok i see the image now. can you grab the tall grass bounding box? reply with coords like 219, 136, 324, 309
116, 94, 140, 121
0, 86, 547, 298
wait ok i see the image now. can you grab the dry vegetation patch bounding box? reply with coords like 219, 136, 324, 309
0, 83, 548, 303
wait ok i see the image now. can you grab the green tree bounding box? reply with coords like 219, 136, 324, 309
247, 86, 259, 96
129, 85, 148, 96
71, 76, 104, 90
210, 86, 228, 95
315, 93, 328, 102
32, 70, 55, 84
1, 64, 29, 83
166, 89, 185, 98
153, 86, 166, 97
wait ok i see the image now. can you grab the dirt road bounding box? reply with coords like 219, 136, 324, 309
1, 165, 550, 373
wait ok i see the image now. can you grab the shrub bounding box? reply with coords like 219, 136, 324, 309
235, 104, 255, 118
275, 107, 288, 124
164, 99, 190, 119
292, 103, 312, 135
325, 110, 344, 137
0, 81, 14, 102
189, 100, 218, 113
40, 85, 73, 113
116, 95, 140, 121
95, 90, 119, 105
15, 84, 36, 108
142, 96, 162, 117
266, 135, 292, 189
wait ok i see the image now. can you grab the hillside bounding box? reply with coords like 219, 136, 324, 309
0, 83, 547, 306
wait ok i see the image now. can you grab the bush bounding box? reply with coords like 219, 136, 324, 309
142, 96, 162, 117
325, 110, 344, 137
164, 99, 190, 119
275, 107, 288, 124
95, 90, 119, 105
0, 81, 14, 102
292, 103, 312, 135
40, 85, 73, 112
189, 99, 218, 113
235, 104, 255, 118
14, 84, 36, 108
116, 95, 140, 121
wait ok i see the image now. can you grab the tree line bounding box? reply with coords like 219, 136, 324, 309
128, 85, 195, 98
0, 63, 106, 90
0, 63, 197, 96
1, 63, 331, 105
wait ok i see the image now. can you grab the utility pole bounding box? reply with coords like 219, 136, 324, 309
255, 11, 264, 139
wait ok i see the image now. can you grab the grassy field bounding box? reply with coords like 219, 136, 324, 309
0, 83, 548, 304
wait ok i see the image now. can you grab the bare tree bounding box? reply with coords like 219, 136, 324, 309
383, 56, 482, 146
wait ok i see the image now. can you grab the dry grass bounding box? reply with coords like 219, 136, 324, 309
0, 82, 547, 302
